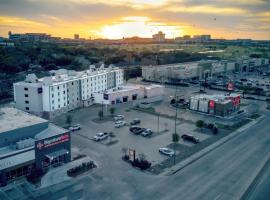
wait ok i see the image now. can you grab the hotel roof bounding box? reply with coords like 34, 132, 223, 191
0, 107, 47, 133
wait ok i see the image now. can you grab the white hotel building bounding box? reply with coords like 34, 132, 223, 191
13, 65, 123, 118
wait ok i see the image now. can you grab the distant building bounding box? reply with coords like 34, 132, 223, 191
142, 60, 236, 83
8, 31, 51, 41
74, 34, 79, 40
183, 35, 191, 40
152, 31, 165, 42
0, 107, 71, 186
13, 65, 123, 118
193, 35, 211, 42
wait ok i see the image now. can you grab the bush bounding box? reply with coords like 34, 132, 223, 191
213, 127, 218, 135
196, 120, 205, 129
170, 99, 176, 104
131, 158, 151, 170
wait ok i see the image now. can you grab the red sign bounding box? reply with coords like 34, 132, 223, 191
230, 96, 241, 106
37, 134, 69, 150
228, 83, 234, 91
209, 100, 215, 109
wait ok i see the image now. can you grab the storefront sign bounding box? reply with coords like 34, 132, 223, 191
209, 100, 215, 109
36, 134, 69, 150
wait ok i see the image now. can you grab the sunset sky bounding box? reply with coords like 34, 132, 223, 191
0, 0, 270, 40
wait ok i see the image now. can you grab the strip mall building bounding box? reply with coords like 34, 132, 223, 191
0, 107, 71, 186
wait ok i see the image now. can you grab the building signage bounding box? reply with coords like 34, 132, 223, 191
227, 83, 234, 91
209, 100, 215, 109
104, 93, 109, 100
36, 134, 69, 150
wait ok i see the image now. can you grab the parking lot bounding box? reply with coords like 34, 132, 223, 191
53, 92, 225, 173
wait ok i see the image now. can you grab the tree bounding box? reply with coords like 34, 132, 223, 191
196, 120, 204, 130
213, 126, 219, 135
109, 107, 116, 117
138, 153, 146, 161
172, 133, 179, 165
98, 110, 104, 120
66, 115, 72, 126
170, 99, 176, 104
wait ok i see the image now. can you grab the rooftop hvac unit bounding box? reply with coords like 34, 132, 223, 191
15, 138, 35, 150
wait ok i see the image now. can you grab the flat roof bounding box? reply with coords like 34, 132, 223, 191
35, 123, 67, 140
0, 107, 48, 133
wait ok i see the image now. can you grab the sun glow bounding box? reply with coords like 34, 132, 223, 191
100, 16, 183, 39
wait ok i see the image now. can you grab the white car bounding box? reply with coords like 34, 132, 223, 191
68, 124, 81, 131
141, 129, 153, 137
93, 132, 109, 141
114, 115, 125, 121
115, 121, 126, 128
159, 147, 175, 157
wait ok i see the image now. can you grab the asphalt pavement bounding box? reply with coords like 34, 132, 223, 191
35, 111, 270, 200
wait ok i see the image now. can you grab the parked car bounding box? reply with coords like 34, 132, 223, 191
93, 132, 109, 141
114, 115, 125, 121
115, 121, 126, 128
130, 118, 141, 125
181, 134, 200, 143
129, 126, 145, 135
141, 129, 153, 137
159, 147, 175, 157
69, 124, 81, 131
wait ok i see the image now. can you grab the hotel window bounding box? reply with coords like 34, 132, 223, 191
37, 88, 42, 94
25, 100, 29, 104
25, 107, 29, 110
24, 87, 28, 91
24, 94, 28, 97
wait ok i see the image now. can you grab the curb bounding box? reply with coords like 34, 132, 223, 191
162, 115, 265, 176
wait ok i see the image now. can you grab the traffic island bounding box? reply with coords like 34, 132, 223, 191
67, 161, 97, 177
122, 149, 152, 171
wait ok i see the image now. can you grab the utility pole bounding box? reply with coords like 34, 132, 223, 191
173, 85, 178, 165
157, 113, 160, 134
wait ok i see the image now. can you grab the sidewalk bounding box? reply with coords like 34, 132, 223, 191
160, 115, 265, 176
39, 156, 95, 189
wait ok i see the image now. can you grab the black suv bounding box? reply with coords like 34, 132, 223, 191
129, 126, 145, 135
181, 134, 200, 143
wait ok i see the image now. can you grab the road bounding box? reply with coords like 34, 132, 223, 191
245, 156, 270, 200
34, 112, 270, 200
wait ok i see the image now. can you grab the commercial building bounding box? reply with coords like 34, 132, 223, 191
8, 31, 51, 41
193, 35, 211, 42
235, 57, 269, 72
152, 31, 166, 42
0, 107, 71, 186
189, 94, 241, 117
93, 84, 164, 105
142, 60, 236, 83
14, 65, 123, 118
74, 34, 80, 40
